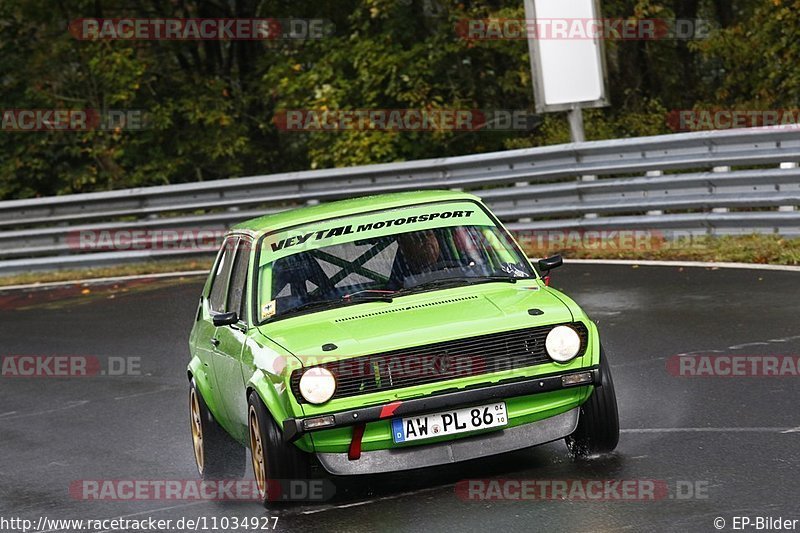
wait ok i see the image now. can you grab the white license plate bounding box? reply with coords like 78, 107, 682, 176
391, 402, 507, 443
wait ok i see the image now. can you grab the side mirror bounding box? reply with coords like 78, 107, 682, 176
538, 254, 563, 273
212, 311, 239, 327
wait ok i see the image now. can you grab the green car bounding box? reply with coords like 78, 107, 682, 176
188, 190, 619, 504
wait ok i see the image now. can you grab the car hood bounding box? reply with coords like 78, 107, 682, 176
258, 281, 575, 364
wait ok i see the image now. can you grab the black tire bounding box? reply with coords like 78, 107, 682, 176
565, 347, 620, 457
189, 379, 247, 480
248, 391, 313, 507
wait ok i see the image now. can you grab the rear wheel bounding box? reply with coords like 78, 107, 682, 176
248, 391, 313, 507
566, 347, 620, 456
189, 379, 246, 480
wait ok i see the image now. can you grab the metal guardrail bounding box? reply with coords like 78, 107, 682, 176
1, 127, 799, 273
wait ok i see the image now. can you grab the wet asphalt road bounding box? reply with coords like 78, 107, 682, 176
1, 263, 798, 533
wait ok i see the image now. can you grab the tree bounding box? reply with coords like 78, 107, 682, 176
0, 0, 783, 200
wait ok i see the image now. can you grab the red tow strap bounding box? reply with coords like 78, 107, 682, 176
348, 423, 366, 460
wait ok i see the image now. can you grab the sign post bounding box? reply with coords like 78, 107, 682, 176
567, 105, 586, 143
523, 0, 609, 142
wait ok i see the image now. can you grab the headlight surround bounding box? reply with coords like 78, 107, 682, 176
298, 367, 337, 404
545, 325, 582, 363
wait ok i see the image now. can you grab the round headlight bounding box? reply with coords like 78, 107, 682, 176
298, 367, 337, 404
545, 325, 582, 363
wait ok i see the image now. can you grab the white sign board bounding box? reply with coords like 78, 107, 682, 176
524, 0, 609, 112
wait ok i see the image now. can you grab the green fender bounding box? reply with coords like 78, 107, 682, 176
246, 370, 315, 453
587, 319, 601, 367
187, 355, 226, 425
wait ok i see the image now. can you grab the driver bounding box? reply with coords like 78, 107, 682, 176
397, 230, 441, 275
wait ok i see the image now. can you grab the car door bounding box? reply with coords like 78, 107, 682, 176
195, 236, 239, 422
209, 236, 252, 442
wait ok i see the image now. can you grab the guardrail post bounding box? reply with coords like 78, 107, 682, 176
779, 162, 798, 213
514, 181, 531, 223
581, 174, 598, 219
710, 166, 731, 215
645, 170, 664, 216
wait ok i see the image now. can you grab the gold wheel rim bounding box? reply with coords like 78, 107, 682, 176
190, 389, 204, 474
249, 405, 267, 499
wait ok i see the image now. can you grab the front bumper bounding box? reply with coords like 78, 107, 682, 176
283, 365, 600, 443
316, 406, 580, 475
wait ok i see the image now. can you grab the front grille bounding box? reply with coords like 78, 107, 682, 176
290, 322, 588, 403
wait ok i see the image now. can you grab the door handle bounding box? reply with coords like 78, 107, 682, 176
210, 338, 220, 347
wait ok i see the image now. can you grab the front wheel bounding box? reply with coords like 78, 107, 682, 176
189, 379, 246, 480
565, 347, 620, 457
248, 391, 313, 507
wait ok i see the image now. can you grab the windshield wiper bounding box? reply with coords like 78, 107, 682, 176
270, 293, 393, 321
468, 275, 527, 283
273, 299, 342, 318
398, 275, 524, 295
342, 290, 395, 302
268, 276, 526, 321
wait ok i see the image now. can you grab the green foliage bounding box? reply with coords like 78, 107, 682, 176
694, 0, 800, 108
0, 0, 786, 199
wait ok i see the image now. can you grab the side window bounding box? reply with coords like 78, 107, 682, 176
209, 237, 238, 313
227, 239, 251, 323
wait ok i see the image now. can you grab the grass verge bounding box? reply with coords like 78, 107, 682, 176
522, 234, 800, 265
0, 258, 214, 287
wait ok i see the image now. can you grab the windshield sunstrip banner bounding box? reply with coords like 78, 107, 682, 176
260, 202, 495, 264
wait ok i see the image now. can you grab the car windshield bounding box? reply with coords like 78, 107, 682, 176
256, 204, 535, 321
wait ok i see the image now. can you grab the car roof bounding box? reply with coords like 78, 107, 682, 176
229, 190, 482, 236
